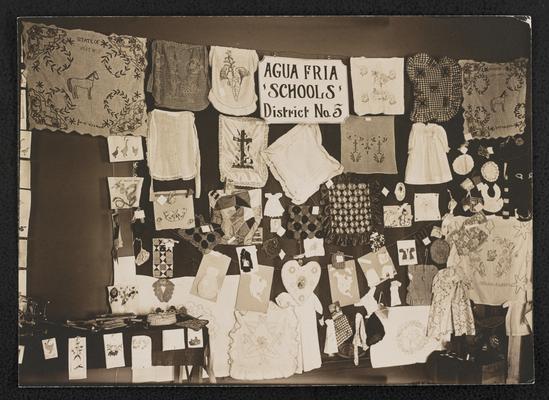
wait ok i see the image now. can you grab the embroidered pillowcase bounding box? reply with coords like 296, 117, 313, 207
261, 124, 343, 205
460, 58, 527, 139
350, 57, 405, 115
406, 53, 462, 123
218, 115, 268, 188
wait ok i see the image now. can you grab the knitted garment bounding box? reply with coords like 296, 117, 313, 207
406, 53, 462, 123
22, 22, 147, 137
146, 40, 209, 111
325, 174, 383, 247
460, 58, 527, 139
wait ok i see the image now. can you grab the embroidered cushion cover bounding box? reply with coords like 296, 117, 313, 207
406, 53, 462, 123
22, 22, 147, 136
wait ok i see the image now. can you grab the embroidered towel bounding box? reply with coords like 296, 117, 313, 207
261, 124, 343, 205
340, 115, 398, 174
147, 40, 209, 111
406, 53, 462, 123
460, 58, 527, 139
219, 115, 268, 188
22, 22, 147, 137
147, 110, 201, 197
208, 46, 259, 116
350, 57, 404, 115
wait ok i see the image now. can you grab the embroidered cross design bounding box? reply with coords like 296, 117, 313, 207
232, 129, 253, 169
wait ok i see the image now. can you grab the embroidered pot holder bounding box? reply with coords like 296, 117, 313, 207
481, 161, 500, 182
406, 53, 462, 123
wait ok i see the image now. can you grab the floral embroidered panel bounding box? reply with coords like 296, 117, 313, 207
340, 115, 398, 174
406, 53, 462, 123
218, 115, 268, 188
442, 214, 532, 305
22, 23, 147, 137
460, 58, 528, 139
350, 57, 405, 115
107, 177, 143, 209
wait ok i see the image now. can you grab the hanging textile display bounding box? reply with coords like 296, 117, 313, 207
350, 57, 405, 115
103, 332, 125, 369
426, 267, 476, 340
404, 123, 452, 185
147, 109, 201, 197
107, 285, 139, 314
235, 264, 274, 313
325, 175, 383, 246
370, 306, 444, 368
22, 23, 147, 137
258, 56, 349, 124
68, 337, 87, 380
406, 53, 462, 123
107, 136, 144, 162
218, 115, 269, 188
107, 177, 144, 209
229, 302, 300, 380
441, 214, 533, 305
151, 190, 195, 231
209, 188, 263, 245
460, 58, 527, 139
340, 115, 398, 174
147, 40, 210, 111
261, 124, 343, 205
208, 46, 259, 116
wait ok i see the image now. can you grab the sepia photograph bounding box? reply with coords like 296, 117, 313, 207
16, 15, 533, 386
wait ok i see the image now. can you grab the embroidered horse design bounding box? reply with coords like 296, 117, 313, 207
490, 90, 507, 113
67, 71, 99, 100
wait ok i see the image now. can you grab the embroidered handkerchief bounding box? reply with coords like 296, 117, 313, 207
350, 57, 404, 115
22, 22, 147, 136
108, 177, 143, 209
107, 136, 144, 162
152, 190, 195, 231
414, 193, 441, 221
219, 115, 268, 187
340, 115, 398, 174
406, 53, 462, 123
460, 58, 527, 139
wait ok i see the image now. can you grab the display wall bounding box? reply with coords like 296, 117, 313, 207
18, 16, 533, 385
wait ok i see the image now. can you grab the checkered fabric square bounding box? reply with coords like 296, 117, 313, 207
152, 238, 175, 278
333, 313, 353, 347
176, 215, 223, 255
406, 53, 462, 123
286, 186, 329, 241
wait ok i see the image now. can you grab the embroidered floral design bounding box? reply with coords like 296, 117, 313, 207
25, 24, 74, 74
109, 286, 138, 306
461, 62, 489, 95
100, 34, 146, 79
220, 50, 250, 101
28, 84, 77, 130
103, 89, 146, 135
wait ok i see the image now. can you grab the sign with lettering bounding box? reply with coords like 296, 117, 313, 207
258, 56, 349, 124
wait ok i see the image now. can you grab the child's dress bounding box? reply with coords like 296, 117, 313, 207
404, 122, 452, 185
